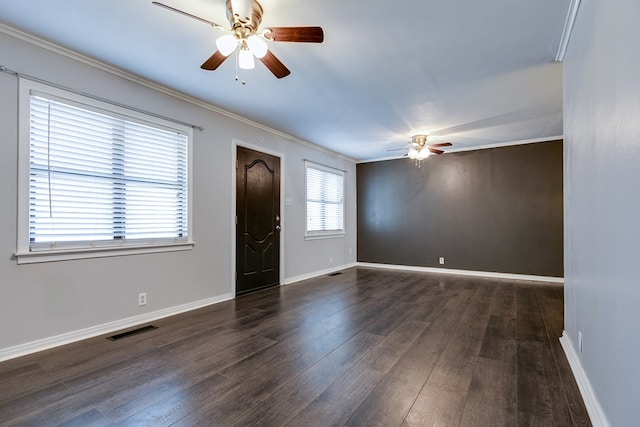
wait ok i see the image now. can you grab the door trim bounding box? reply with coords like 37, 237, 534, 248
231, 139, 285, 295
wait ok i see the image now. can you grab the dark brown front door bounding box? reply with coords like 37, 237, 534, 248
236, 146, 281, 295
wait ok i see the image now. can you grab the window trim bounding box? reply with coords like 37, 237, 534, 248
304, 160, 345, 239
15, 79, 194, 264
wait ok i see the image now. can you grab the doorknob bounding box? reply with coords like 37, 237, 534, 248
276, 225, 282, 231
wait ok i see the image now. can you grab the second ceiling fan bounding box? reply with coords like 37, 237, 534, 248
153, 0, 324, 79
407, 134, 452, 160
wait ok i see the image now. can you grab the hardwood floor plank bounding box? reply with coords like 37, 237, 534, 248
516, 286, 548, 342
287, 319, 429, 426
402, 385, 468, 426
490, 281, 516, 319
344, 299, 462, 426
408, 290, 452, 323
111, 373, 239, 427
402, 283, 494, 425
217, 291, 401, 386
5, 331, 277, 425
478, 314, 516, 361
536, 284, 564, 338
517, 339, 574, 425
459, 356, 517, 426
0, 381, 71, 425
235, 332, 384, 426
0, 362, 45, 403
545, 338, 592, 427
56, 408, 112, 427
422, 284, 494, 392
516, 283, 580, 426
460, 283, 517, 426
98, 335, 277, 422
536, 286, 592, 427
174, 320, 382, 425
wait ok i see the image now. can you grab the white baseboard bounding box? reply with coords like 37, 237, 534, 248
0, 262, 561, 363
357, 262, 564, 283
0, 293, 233, 362
560, 331, 610, 427
284, 262, 357, 285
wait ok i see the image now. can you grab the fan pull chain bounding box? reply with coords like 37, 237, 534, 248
234, 51, 247, 85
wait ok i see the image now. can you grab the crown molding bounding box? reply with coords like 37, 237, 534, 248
358, 135, 563, 164
555, 0, 582, 62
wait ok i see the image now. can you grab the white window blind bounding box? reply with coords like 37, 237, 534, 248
305, 161, 345, 236
25, 89, 190, 253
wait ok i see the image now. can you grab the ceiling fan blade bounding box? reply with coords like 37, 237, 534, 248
259, 50, 291, 78
428, 148, 445, 155
201, 51, 229, 70
264, 26, 324, 43
429, 142, 453, 148
152, 1, 225, 29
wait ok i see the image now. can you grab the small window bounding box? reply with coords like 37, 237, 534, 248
16, 80, 193, 263
305, 161, 345, 237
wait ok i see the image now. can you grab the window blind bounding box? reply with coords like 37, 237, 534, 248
28, 93, 189, 250
305, 162, 344, 235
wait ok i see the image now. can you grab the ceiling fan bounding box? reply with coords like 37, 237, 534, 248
388, 134, 452, 162
152, 0, 324, 79
406, 134, 452, 160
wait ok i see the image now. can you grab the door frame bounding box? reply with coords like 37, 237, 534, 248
231, 139, 286, 295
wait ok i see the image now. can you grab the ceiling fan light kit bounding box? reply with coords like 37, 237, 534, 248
407, 147, 430, 160
407, 134, 452, 166
153, 0, 324, 80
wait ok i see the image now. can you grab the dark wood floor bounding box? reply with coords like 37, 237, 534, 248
0, 267, 590, 426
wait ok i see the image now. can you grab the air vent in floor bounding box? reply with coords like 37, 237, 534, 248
107, 325, 158, 341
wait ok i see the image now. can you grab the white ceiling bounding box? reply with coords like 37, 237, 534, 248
0, 0, 569, 161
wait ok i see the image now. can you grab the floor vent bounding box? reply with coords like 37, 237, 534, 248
107, 325, 158, 341
327, 272, 343, 276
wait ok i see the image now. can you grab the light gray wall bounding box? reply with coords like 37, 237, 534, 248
563, 1, 640, 425
0, 29, 356, 353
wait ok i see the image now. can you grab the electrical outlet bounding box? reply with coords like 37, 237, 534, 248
578, 331, 583, 354
138, 293, 147, 306
439, 257, 445, 265
349, 248, 353, 255
329, 256, 333, 264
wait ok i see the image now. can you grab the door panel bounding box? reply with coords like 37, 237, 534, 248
236, 146, 281, 295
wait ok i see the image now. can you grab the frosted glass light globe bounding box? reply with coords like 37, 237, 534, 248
417, 149, 430, 160
247, 35, 268, 58
216, 34, 238, 56
239, 48, 255, 69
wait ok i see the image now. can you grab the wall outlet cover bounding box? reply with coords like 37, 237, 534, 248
578, 331, 583, 354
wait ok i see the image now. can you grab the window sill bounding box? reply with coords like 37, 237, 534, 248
304, 233, 345, 241
14, 242, 195, 264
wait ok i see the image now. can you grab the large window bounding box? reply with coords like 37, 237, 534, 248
305, 161, 345, 237
16, 80, 192, 263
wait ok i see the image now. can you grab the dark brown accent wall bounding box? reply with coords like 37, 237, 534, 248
357, 140, 563, 277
